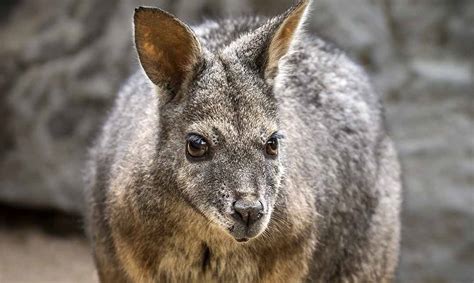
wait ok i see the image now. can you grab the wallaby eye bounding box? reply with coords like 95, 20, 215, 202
265, 137, 279, 156
186, 134, 209, 158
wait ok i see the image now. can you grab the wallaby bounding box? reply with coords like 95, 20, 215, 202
84, 0, 401, 282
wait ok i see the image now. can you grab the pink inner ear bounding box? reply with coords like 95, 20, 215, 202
134, 8, 201, 90
265, 0, 309, 79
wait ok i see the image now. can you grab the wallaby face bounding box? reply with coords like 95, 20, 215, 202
156, 52, 283, 241
133, 5, 306, 241
172, 62, 282, 241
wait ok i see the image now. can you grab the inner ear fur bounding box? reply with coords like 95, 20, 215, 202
265, 0, 310, 79
134, 7, 202, 93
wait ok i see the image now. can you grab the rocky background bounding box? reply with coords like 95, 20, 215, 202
0, 0, 472, 282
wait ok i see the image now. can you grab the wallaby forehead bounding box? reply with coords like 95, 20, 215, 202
185, 56, 278, 143
192, 17, 266, 53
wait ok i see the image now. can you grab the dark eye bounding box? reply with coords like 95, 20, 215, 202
186, 134, 209, 158
265, 137, 279, 156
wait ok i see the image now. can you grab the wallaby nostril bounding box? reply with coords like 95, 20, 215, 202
235, 210, 246, 223
232, 199, 264, 226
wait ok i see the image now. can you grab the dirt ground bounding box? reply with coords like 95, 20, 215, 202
0, 205, 98, 283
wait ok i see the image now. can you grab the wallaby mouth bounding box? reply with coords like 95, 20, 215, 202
228, 222, 266, 242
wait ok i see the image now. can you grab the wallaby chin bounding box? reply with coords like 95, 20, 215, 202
85, 0, 401, 282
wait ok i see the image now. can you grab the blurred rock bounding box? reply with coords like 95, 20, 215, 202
0, 0, 472, 281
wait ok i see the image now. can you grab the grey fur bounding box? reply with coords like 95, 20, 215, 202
84, 1, 401, 282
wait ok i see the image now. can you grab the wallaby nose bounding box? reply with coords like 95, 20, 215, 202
232, 200, 264, 226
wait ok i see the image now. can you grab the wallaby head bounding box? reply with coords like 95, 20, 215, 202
133, 1, 310, 242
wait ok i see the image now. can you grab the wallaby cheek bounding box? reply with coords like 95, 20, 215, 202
175, 163, 231, 222
176, 164, 208, 202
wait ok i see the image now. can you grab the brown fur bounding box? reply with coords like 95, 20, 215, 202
85, 1, 401, 282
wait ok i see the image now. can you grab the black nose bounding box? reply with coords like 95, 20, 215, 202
232, 200, 264, 226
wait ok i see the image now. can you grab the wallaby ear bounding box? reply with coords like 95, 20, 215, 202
134, 7, 202, 94
264, 0, 310, 79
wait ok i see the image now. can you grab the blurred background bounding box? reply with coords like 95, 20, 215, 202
0, 0, 472, 282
